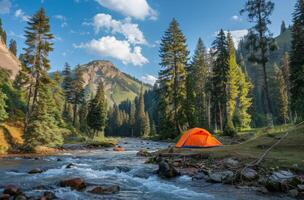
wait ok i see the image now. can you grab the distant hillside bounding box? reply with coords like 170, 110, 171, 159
0, 38, 21, 78
79, 60, 151, 106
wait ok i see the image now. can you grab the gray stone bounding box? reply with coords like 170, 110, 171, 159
224, 158, 239, 168
266, 170, 296, 191
157, 160, 180, 179
208, 170, 234, 183
241, 168, 258, 180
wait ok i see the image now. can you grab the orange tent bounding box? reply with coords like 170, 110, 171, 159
176, 128, 222, 148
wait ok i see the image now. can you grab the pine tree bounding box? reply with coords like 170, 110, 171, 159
9, 39, 17, 56
281, 52, 292, 120
144, 112, 151, 137
225, 32, 239, 136
129, 102, 136, 137
0, 89, 8, 121
290, 0, 304, 120
237, 68, 253, 129
78, 101, 89, 133
62, 63, 73, 122
241, 0, 276, 125
25, 78, 63, 149
186, 38, 209, 128
71, 65, 85, 126
158, 19, 188, 138
274, 65, 289, 123
136, 85, 149, 136
281, 20, 287, 34
22, 8, 54, 129
87, 80, 107, 138
211, 29, 229, 132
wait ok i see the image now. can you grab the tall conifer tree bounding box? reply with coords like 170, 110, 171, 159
158, 19, 188, 138
241, 0, 276, 125
211, 29, 229, 131
87, 81, 107, 138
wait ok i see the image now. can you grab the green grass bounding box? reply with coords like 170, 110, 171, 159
85, 135, 118, 147
167, 124, 304, 171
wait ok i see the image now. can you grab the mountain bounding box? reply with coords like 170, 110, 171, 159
79, 60, 151, 106
0, 38, 21, 78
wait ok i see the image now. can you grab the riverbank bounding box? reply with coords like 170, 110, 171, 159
0, 138, 291, 200
147, 124, 304, 199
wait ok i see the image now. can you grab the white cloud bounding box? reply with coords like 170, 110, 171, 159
231, 15, 242, 22
0, 0, 11, 14
95, 0, 157, 20
15, 9, 30, 22
93, 13, 146, 45
54, 15, 68, 27
226, 29, 248, 48
75, 36, 148, 66
141, 74, 157, 85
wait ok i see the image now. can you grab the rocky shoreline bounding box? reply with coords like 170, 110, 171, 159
143, 150, 304, 199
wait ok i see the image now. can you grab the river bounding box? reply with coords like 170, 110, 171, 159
0, 138, 290, 200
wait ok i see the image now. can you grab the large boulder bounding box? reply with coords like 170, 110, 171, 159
265, 170, 297, 191
241, 168, 258, 180
157, 160, 180, 179
88, 185, 120, 195
60, 178, 86, 190
208, 171, 234, 183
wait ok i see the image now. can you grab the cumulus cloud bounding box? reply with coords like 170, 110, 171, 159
95, 0, 157, 20
54, 15, 68, 27
75, 36, 148, 66
93, 13, 146, 45
15, 9, 30, 22
0, 0, 11, 14
141, 74, 157, 85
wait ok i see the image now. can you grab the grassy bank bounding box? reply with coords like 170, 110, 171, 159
160, 124, 304, 171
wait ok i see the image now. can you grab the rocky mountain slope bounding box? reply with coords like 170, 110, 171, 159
79, 60, 151, 106
0, 38, 20, 78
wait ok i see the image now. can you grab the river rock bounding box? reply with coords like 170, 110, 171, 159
14, 194, 27, 200
28, 168, 44, 174
157, 160, 180, 179
60, 178, 86, 190
208, 171, 234, 183
224, 158, 239, 168
66, 163, 76, 169
0, 194, 10, 200
40, 191, 57, 200
241, 168, 258, 180
88, 185, 120, 195
265, 170, 296, 191
136, 149, 152, 157
3, 184, 21, 196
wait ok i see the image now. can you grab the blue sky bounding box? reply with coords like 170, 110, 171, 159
0, 0, 296, 85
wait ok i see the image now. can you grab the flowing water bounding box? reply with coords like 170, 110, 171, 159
0, 138, 290, 200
